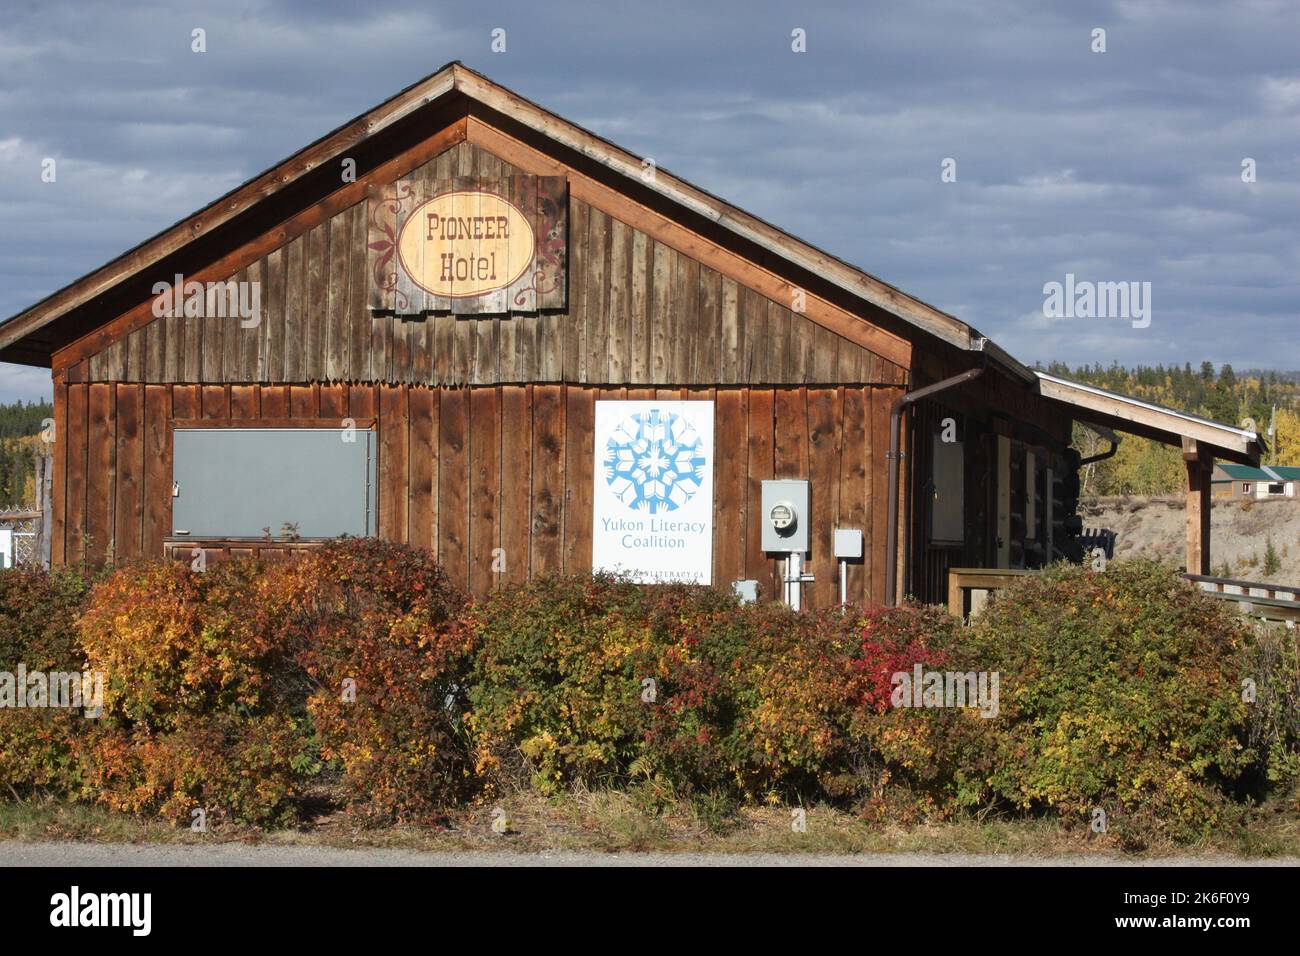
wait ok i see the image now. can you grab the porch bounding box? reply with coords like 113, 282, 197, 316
905, 369, 1265, 608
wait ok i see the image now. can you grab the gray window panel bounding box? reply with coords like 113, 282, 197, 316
929, 435, 965, 546
172, 428, 376, 539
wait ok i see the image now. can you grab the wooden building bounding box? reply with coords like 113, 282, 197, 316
0, 63, 1264, 608
1212, 463, 1300, 500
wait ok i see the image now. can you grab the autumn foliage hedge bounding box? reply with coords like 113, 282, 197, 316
256, 539, 474, 823
467, 575, 965, 803
0, 544, 1295, 844
76, 561, 312, 825
71, 541, 469, 826
0, 566, 90, 796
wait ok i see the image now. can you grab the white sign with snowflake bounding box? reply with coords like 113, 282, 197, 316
592, 400, 714, 584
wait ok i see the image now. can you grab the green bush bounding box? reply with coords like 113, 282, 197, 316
1243, 624, 1300, 804
0, 566, 88, 672
958, 561, 1253, 842
1264, 536, 1281, 576
465, 576, 952, 804
467, 576, 735, 794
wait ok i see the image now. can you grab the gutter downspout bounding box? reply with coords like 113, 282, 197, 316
1079, 440, 1119, 467
885, 366, 986, 606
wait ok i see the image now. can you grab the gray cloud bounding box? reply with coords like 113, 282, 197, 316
2, 0, 1297, 402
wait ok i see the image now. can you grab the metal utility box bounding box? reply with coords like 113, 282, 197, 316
833, 528, 863, 560
761, 479, 810, 553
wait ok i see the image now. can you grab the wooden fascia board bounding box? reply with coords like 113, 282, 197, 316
2, 69, 458, 352
51, 117, 468, 372
1038, 375, 1255, 459
453, 66, 969, 353
465, 115, 913, 370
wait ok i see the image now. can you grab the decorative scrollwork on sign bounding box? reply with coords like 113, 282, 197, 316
368, 182, 412, 313
513, 189, 567, 306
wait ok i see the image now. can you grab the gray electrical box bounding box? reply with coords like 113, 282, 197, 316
833, 528, 863, 560
761, 479, 810, 553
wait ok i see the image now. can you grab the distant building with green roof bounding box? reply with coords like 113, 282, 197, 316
1212, 463, 1300, 499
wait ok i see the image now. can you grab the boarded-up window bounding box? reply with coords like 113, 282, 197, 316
172, 428, 376, 539
929, 435, 964, 546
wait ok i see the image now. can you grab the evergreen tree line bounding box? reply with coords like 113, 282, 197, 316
0, 400, 53, 510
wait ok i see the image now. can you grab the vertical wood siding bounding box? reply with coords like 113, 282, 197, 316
54, 383, 901, 608
88, 143, 905, 389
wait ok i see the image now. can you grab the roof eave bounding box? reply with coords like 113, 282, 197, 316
0, 63, 463, 356
1036, 371, 1262, 464
1, 61, 989, 366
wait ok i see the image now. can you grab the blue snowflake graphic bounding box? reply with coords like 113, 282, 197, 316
601, 409, 708, 514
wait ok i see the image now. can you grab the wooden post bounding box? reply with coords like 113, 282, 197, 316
948, 571, 964, 619
1183, 438, 1211, 575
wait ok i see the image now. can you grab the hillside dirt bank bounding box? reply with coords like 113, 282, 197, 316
1080, 495, 1300, 585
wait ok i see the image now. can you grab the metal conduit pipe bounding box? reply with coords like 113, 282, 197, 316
885, 366, 986, 605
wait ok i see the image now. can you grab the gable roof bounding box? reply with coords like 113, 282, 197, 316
0, 61, 1025, 379
0, 62, 1264, 468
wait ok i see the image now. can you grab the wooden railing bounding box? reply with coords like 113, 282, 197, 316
947, 566, 1300, 625
1183, 573, 1300, 624
946, 567, 1036, 619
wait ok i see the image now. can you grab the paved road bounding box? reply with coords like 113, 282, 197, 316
1, 842, 1294, 867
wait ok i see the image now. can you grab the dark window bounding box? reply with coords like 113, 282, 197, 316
929, 434, 965, 545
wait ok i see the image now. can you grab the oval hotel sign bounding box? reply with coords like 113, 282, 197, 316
396, 191, 535, 298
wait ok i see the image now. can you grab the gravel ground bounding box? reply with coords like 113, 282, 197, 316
1, 842, 1295, 867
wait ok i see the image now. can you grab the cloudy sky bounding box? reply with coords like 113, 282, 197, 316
1, 0, 1297, 402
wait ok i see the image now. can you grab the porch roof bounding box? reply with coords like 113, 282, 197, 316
1035, 371, 1262, 466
